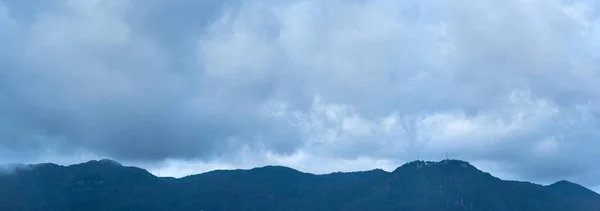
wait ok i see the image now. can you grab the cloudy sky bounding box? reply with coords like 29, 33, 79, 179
1, 0, 599, 191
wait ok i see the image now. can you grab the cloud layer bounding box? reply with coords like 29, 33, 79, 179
1, 0, 599, 189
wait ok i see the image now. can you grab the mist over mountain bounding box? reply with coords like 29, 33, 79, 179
0, 159, 597, 211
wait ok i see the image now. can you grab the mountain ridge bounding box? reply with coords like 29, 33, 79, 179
0, 159, 598, 211
7, 158, 597, 192
6, 158, 598, 194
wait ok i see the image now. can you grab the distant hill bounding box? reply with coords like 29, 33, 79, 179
0, 159, 597, 211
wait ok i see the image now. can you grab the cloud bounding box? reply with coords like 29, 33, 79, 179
0, 2, 10, 27
1, 0, 600, 189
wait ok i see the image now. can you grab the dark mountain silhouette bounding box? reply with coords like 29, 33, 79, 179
546, 180, 600, 210
0, 159, 597, 211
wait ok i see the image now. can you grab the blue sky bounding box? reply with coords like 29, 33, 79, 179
0, 0, 599, 192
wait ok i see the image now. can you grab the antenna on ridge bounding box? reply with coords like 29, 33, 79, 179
445, 152, 448, 161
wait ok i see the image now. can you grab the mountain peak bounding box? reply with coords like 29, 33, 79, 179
551, 180, 577, 186
393, 159, 476, 172
97, 159, 122, 166
548, 180, 599, 196
252, 165, 299, 171
72, 159, 123, 168
547, 179, 600, 210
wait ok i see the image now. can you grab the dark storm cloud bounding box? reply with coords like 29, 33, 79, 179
1, 0, 600, 189
0, 0, 299, 161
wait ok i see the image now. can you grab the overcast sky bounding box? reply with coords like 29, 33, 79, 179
1, 0, 599, 192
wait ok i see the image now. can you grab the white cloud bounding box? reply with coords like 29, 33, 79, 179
0, 1, 16, 46
533, 137, 560, 156
0, 1, 10, 25
192, 0, 600, 186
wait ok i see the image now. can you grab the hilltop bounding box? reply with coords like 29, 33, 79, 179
0, 159, 597, 211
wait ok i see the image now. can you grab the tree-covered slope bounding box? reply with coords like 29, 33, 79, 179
0, 159, 597, 211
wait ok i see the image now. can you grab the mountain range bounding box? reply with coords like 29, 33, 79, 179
0, 159, 598, 211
